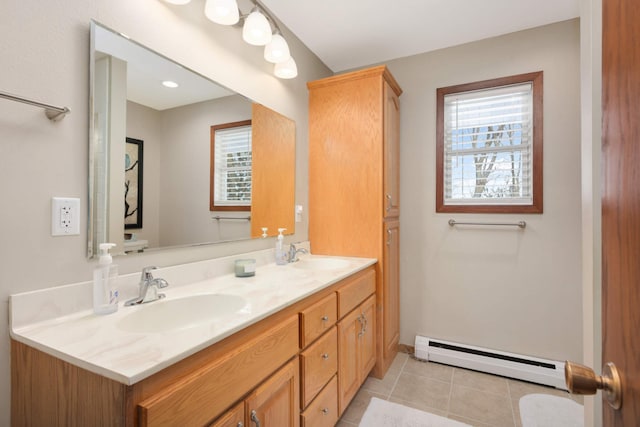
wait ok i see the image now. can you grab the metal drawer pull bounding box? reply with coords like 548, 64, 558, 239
322, 408, 330, 415
250, 410, 261, 427
361, 313, 368, 334
357, 314, 365, 337
386, 194, 392, 212
322, 353, 330, 360
321, 315, 329, 321
386, 228, 392, 246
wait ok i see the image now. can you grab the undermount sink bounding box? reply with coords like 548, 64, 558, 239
116, 294, 247, 333
292, 257, 350, 271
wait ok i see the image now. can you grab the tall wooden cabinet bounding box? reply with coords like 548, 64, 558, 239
308, 65, 402, 378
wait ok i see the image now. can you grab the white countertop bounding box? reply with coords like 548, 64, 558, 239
10, 250, 376, 386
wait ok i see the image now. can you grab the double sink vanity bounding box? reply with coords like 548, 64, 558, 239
10, 247, 379, 426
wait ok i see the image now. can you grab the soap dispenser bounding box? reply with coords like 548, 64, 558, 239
93, 243, 119, 315
275, 228, 287, 265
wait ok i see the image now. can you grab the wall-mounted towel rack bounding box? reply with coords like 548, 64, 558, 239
213, 215, 251, 221
0, 90, 70, 121
448, 219, 526, 229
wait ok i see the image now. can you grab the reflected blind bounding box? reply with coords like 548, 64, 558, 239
213, 124, 252, 206
444, 83, 533, 205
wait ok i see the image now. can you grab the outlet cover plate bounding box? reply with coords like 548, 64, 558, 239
52, 197, 80, 236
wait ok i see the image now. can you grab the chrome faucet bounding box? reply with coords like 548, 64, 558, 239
125, 266, 169, 306
288, 244, 309, 263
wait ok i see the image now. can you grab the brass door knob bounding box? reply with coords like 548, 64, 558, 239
565, 361, 622, 409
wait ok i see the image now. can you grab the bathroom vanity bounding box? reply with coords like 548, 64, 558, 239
10, 251, 376, 427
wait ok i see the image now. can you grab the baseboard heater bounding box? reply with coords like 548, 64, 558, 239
414, 336, 567, 390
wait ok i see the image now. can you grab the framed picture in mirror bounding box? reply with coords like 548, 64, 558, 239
125, 137, 143, 229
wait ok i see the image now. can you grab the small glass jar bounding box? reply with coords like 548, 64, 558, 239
234, 259, 256, 277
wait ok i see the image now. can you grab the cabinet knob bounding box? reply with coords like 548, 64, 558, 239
321, 315, 329, 322
386, 194, 392, 212
386, 228, 392, 246
322, 353, 330, 360
322, 408, 330, 415
237, 423, 244, 427
250, 410, 261, 427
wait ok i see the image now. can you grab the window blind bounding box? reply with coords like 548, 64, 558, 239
443, 82, 533, 205
213, 124, 252, 206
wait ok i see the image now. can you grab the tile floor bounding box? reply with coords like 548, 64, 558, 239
337, 352, 583, 427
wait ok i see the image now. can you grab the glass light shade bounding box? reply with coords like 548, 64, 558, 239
264, 33, 291, 63
274, 57, 298, 79
204, 0, 239, 25
163, 0, 191, 4
242, 10, 272, 46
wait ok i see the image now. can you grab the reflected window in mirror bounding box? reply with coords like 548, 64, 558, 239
210, 120, 252, 211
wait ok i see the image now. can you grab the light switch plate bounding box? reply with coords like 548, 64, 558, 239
52, 197, 80, 236
295, 204, 303, 223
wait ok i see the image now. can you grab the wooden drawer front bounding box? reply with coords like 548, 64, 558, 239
337, 268, 375, 318
300, 292, 337, 347
301, 375, 338, 427
300, 326, 338, 408
138, 316, 299, 427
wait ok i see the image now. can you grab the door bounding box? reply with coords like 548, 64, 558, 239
210, 402, 244, 427
359, 295, 377, 379
601, 0, 640, 423
245, 359, 299, 427
337, 307, 361, 415
383, 81, 400, 218
382, 219, 400, 365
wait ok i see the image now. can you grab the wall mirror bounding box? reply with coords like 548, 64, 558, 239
89, 21, 295, 258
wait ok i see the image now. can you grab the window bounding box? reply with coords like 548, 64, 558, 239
436, 72, 543, 213
210, 120, 252, 211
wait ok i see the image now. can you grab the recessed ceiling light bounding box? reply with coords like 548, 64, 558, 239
162, 80, 179, 88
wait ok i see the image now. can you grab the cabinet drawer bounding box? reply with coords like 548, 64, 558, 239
138, 316, 299, 427
299, 292, 337, 347
337, 268, 375, 318
300, 326, 337, 408
301, 375, 338, 427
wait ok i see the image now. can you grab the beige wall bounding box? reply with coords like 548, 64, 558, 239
0, 0, 331, 424
127, 95, 254, 248
387, 19, 583, 362
127, 100, 162, 247
580, 0, 602, 424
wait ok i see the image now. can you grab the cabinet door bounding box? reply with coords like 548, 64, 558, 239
246, 358, 299, 427
337, 308, 361, 415
359, 295, 376, 380
382, 220, 400, 367
210, 401, 244, 427
383, 81, 400, 218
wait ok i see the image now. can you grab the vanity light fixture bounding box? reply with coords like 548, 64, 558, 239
162, 80, 179, 88
204, 0, 239, 25
242, 6, 272, 46
264, 30, 290, 63
274, 57, 297, 79
161, 0, 297, 79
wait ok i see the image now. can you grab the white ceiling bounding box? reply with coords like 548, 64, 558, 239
260, 0, 580, 72
95, 23, 235, 111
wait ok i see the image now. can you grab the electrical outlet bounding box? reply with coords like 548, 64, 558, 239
52, 197, 80, 236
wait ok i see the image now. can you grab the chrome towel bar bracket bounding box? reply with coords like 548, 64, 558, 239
0, 90, 70, 121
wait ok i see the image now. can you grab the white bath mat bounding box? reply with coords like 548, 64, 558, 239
519, 393, 583, 427
359, 397, 471, 427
